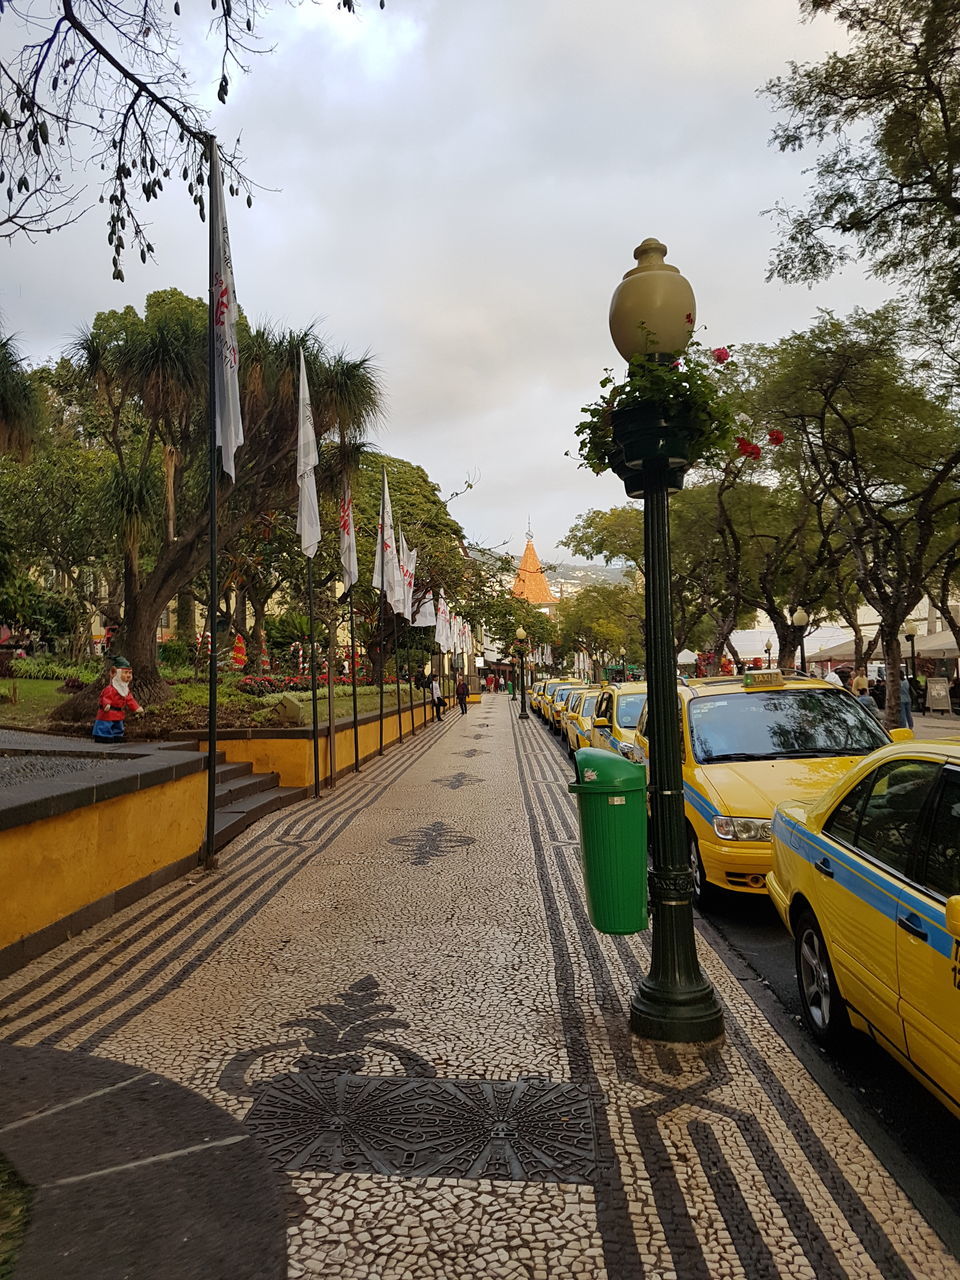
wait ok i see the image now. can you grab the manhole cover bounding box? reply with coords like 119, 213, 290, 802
246, 1074, 599, 1183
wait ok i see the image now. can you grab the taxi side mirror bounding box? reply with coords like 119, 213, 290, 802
946, 896, 960, 939
593, 717, 610, 728
889, 727, 915, 742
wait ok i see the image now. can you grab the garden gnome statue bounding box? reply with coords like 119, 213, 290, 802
92, 656, 143, 743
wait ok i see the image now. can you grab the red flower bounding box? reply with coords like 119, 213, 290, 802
712, 346, 731, 364
735, 437, 761, 460
767, 428, 784, 445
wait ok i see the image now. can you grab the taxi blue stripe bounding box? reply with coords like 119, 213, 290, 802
774, 812, 953, 960
684, 782, 719, 823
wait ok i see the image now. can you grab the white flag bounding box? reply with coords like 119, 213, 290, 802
296, 350, 321, 559
398, 531, 417, 619
339, 481, 358, 591
373, 467, 405, 612
412, 593, 436, 627
210, 147, 243, 480
436, 590, 451, 652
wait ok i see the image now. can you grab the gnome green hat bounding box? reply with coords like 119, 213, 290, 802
109, 655, 132, 669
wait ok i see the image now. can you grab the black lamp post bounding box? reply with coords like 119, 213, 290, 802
764, 639, 772, 670
904, 619, 918, 680
516, 626, 529, 720
792, 607, 808, 674
619, 646, 627, 682
607, 238, 723, 1044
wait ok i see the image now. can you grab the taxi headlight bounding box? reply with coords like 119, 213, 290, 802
712, 816, 772, 842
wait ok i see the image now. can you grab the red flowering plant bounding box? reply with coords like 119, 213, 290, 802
574, 337, 740, 476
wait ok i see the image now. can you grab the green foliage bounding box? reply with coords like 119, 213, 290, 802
10, 656, 99, 682
555, 582, 643, 663
0, 332, 43, 458
764, 0, 960, 322
574, 343, 738, 475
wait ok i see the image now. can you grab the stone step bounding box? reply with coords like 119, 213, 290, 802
215, 760, 254, 784
214, 770, 280, 808
213, 784, 311, 850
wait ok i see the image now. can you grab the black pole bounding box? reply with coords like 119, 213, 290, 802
799, 632, 807, 674
306, 559, 321, 799
518, 644, 529, 720
909, 634, 917, 680
393, 611, 403, 744
630, 455, 723, 1043
326, 606, 337, 792
406, 630, 416, 737
203, 133, 219, 872
349, 593, 360, 773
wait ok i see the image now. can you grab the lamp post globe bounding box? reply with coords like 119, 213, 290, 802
791, 608, 809, 674
904, 619, 918, 679
619, 646, 627, 683
764, 639, 772, 670
608, 239, 723, 1045
516, 626, 529, 720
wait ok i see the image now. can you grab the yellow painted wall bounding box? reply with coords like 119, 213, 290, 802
219, 703, 432, 788
0, 770, 206, 951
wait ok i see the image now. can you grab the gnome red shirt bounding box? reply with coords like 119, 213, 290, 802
97, 681, 142, 721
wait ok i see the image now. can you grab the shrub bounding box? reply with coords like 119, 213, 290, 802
11, 656, 100, 682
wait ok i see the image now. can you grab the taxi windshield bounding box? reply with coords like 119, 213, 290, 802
616, 694, 647, 729
556, 687, 578, 706
688, 689, 888, 764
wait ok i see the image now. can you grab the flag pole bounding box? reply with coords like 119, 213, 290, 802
203, 132, 219, 872
349, 590, 360, 772
307, 558, 321, 798
327, 596, 337, 791
393, 611, 404, 744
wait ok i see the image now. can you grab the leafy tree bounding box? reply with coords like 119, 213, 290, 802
554, 582, 643, 672
1, 2, 383, 265
764, 0, 960, 324
750, 305, 960, 722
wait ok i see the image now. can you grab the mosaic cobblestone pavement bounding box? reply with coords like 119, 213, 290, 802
1, 701, 958, 1279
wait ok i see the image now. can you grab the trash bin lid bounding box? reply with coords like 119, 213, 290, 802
570, 746, 646, 792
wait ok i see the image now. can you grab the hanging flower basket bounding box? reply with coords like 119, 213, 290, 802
610, 404, 696, 469
609, 442, 686, 497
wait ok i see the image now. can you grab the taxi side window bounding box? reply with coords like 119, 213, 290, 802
596, 693, 611, 722
824, 773, 874, 847
637, 704, 648, 736
855, 759, 941, 876
921, 767, 960, 898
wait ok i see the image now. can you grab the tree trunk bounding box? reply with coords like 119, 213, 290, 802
176, 588, 197, 644
881, 630, 904, 732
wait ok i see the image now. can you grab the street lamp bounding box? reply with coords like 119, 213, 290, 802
515, 626, 529, 720
764, 639, 772, 670
904, 619, 918, 679
791, 607, 809, 674
607, 238, 723, 1044
619, 646, 627, 682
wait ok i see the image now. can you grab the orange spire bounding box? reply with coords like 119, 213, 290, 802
511, 535, 558, 606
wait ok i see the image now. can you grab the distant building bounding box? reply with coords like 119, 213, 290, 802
511, 532, 558, 618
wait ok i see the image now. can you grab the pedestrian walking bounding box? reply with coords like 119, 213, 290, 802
498, 675, 506, 692
431, 675, 445, 722
851, 667, 869, 696
900, 672, 914, 730
456, 676, 469, 715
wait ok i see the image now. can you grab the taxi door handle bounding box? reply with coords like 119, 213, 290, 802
897, 916, 928, 942
814, 858, 834, 879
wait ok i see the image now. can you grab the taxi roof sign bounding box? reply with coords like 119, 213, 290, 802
742, 669, 786, 690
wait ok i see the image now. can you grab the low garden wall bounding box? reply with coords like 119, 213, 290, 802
0, 742, 206, 978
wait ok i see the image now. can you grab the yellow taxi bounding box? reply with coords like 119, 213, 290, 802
564, 687, 602, 757
590, 682, 648, 759
768, 742, 960, 1119
538, 678, 581, 727
529, 681, 546, 715
633, 670, 909, 908
549, 682, 586, 735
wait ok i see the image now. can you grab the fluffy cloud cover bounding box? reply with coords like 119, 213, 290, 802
2, 0, 888, 561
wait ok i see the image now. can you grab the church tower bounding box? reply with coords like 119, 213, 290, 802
511, 526, 558, 617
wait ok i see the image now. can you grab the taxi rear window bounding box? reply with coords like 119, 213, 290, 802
616, 693, 647, 729
688, 689, 888, 764
582, 695, 598, 717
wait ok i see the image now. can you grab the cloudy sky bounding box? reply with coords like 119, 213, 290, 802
2, 0, 887, 564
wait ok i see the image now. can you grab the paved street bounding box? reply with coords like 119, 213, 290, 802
2, 696, 959, 1278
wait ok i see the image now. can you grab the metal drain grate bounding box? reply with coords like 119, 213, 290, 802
246, 1073, 599, 1183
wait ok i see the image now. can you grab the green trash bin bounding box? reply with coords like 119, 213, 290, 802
507, 681, 514, 696
568, 747, 648, 934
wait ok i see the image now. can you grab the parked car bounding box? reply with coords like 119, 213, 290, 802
633, 670, 910, 906
590, 682, 648, 759
563, 687, 601, 757
768, 740, 960, 1119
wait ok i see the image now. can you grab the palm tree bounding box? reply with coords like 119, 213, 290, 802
0, 331, 43, 458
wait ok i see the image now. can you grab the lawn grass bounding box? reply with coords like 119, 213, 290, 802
0, 679, 67, 729
0, 1154, 32, 1280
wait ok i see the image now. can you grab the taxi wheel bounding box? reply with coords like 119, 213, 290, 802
795, 910, 849, 1048
689, 833, 716, 911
